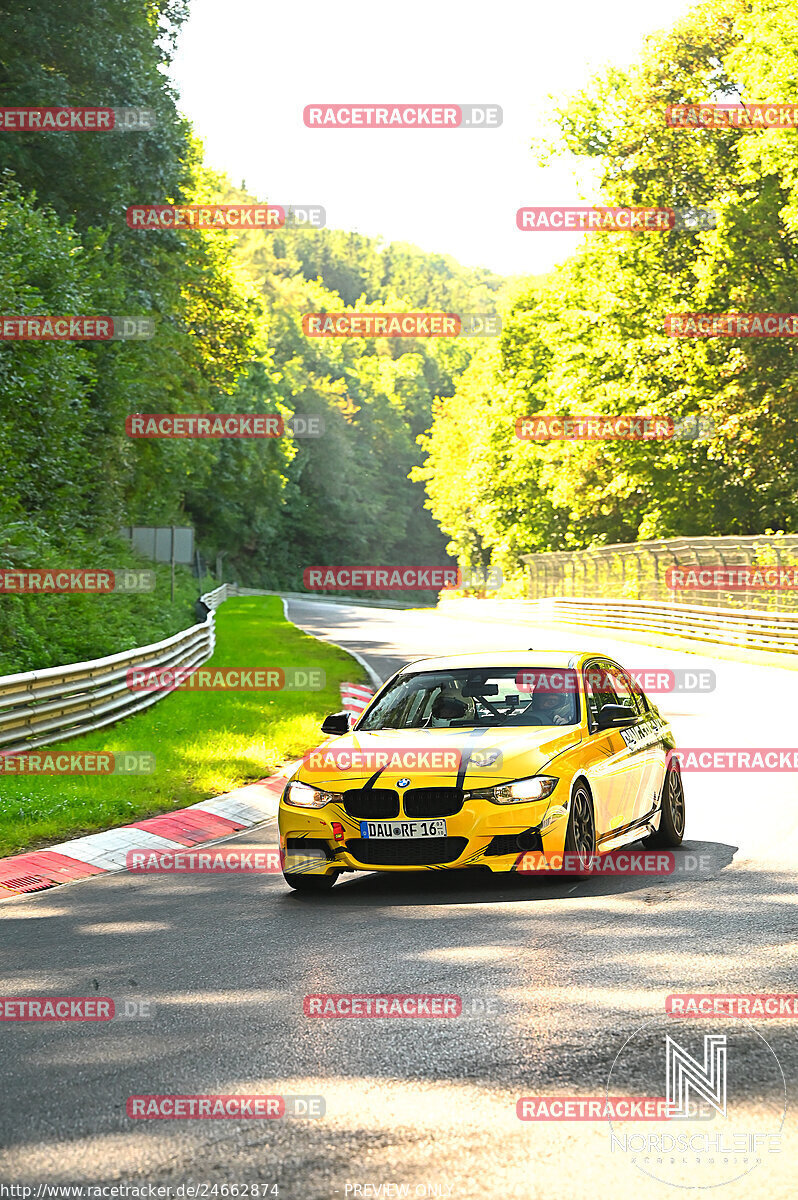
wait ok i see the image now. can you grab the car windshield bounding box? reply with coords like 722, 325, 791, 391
357, 667, 580, 730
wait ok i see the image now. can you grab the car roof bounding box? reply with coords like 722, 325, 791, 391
397, 650, 603, 673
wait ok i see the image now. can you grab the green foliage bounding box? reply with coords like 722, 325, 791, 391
0, 525, 211, 674
189, 180, 505, 589
10, 0, 794, 653
0, 0, 504, 664
0, 0, 192, 230
417, 0, 798, 572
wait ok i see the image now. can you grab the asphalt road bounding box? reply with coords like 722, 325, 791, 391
2, 599, 797, 1198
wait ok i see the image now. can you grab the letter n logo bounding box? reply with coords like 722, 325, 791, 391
666, 1034, 727, 1118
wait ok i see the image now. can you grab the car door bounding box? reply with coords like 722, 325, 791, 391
620, 668, 670, 819
581, 659, 643, 845
600, 662, 657, 828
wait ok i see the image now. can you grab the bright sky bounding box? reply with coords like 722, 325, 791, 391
170, 0, 699, 278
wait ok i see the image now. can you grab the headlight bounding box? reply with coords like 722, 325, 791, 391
465, 776, 559, 805
283, 781, 342, 809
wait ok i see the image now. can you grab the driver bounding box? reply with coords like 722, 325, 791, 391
526, 687, 572, 726
429, 682, 476, 726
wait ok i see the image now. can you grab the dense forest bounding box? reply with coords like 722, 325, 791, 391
0, 0, 502, 667
1, 0, 796, 669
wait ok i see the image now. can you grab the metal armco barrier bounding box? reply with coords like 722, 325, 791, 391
0, 583, 236, 755
436, 594, 798, 655
534, 596, 798, 653
521, 534, 798, 611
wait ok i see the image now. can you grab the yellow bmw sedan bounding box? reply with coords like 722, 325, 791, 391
277, 651, 684, 892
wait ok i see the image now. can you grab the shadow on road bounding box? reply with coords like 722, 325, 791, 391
282, 840, 737, 908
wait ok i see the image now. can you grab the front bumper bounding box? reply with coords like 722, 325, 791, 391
278, 785, 569, 875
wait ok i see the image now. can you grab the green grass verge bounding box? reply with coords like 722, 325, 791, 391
0, 596, 367, 857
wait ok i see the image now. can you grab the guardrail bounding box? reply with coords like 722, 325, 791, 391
533, 596, 798, 653
436, 593, 798, 655
0, 583, 236, 755
521, 534, 798, 611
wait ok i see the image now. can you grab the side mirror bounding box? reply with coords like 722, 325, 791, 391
321, 711, 351, 735
595, 704, 638, 731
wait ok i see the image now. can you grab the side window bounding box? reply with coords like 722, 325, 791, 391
584, 662, 617, 731
626, 673, 650, 716
603, 666, 641, 717
607, 667, 638, 710
584, 662, 643, 730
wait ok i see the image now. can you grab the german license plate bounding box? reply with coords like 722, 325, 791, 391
360, 819, 447, 839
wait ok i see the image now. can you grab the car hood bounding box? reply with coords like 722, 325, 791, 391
294, 724, 583, 790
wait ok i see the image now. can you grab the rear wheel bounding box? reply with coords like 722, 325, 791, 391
282, 871, 339, 893
563, 783, 596, 875
643, 761, 685, 848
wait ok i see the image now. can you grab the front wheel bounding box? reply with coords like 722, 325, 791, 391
282, 871, 339, 893
563, 783, 596, 875
643, 761, 685, 848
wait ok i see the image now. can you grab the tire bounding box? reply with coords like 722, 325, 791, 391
643, 760, 685, 848
282, 871, 339, 893
563, 782, 596, 875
